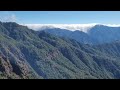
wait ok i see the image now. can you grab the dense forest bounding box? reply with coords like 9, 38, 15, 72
0, 22, 120, 79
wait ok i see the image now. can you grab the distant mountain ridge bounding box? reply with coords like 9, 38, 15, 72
35, 24, 120, 44
26, 24, 120, 32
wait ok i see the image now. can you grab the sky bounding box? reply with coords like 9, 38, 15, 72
0, 11, 120, 24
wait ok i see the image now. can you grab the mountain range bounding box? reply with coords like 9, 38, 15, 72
31, 24, 120, 44
1, 22, 120, 79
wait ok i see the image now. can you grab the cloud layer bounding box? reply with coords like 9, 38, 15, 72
0, 11, 17, 22
25, 24, 120, 33
25, 24, 98, 32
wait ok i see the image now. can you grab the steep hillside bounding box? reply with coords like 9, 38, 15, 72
42, 24, 120, 44
38, 31, 120, 79
1, 22, 120, 79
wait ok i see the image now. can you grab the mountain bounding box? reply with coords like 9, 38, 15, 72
88, 25, 120, 44
1, 22, 120, 79
40, 24, 120, 44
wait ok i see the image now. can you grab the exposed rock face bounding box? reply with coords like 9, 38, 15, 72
0, 53, 38, 79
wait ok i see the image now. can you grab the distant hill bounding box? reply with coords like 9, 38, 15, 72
37, 24, 120, 44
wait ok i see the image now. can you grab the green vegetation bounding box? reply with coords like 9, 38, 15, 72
0, 22, 120, 79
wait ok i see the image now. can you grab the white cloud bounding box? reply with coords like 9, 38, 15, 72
0, 11, 17, 22
24, 23, 120, 33
24, 24, 98, 33
24, 24, 97, 32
